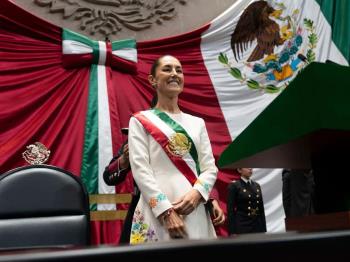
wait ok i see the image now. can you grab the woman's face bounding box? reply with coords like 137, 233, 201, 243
149, 55, 184, 98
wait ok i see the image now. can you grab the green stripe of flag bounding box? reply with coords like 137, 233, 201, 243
316, 0, 350, 62
62, 28, 100, 64
111, 39, 136, 50
81, 64, 99, 211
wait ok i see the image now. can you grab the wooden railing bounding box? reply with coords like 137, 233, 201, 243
89, 193, 132, 221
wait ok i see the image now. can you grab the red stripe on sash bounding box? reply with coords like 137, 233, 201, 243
134, 112, 197, 186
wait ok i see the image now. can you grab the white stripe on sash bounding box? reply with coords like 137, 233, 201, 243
141, 111, 198, 177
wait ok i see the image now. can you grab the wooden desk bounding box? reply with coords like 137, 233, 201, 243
286, 211, 350, 232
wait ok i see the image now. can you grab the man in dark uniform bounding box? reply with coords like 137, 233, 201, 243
227, 168, 266, 235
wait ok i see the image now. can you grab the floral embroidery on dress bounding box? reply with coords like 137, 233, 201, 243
149, 193, 167, 208
130, 208, 158, 244
156, 193, 167, 201
203, 183, 210, 193
195, 179, 210, 193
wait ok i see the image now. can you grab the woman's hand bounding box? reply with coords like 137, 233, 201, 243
211, 199, 225, 226
158, 209, 187, 239
172, 189, 203, 215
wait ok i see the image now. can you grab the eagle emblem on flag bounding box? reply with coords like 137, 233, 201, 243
219, 0, 318, 93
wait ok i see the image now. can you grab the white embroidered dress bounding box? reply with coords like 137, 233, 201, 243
128, 110, 218, 244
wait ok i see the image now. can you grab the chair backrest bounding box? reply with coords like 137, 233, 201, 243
0, 165, 90, 249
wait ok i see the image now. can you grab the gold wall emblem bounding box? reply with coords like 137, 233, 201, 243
22, 142, 50, 165
166, 133, 191, 157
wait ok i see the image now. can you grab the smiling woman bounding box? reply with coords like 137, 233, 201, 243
148, 55, 184, 103
127, 55, 219, 243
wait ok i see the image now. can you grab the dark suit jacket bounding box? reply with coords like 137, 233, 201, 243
103, 142, 140, 244
282, 169, 315, 218
227, 179, 266, 235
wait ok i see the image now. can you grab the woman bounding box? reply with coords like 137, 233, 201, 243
128, 55, 218, 243
227, 168, 266, 235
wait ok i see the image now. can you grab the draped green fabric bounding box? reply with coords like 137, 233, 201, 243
81, 64, 99, 211
316, 0, 350, 62
218, 62, 350, 168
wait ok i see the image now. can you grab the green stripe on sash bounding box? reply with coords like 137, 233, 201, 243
152, 108, 201, 175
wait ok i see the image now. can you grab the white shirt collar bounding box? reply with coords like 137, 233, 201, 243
241, 177, 251, 184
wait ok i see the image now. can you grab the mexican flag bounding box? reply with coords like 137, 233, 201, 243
0, 0, 349, 243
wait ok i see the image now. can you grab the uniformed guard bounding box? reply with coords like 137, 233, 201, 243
227, 168, 266, 235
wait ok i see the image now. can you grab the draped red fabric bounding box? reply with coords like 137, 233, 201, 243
0, 0, 237, 242
0, 1, 88, 176
0, 0, 104, 243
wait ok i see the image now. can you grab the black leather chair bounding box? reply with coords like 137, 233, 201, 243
0, 165, 90, 249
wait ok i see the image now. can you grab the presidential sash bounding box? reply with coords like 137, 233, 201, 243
133, 109, 201, 186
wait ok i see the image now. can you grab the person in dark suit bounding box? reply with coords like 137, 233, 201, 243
227, 168, 266, 235
282, 169, 315, 218
103, 128, 140, 244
